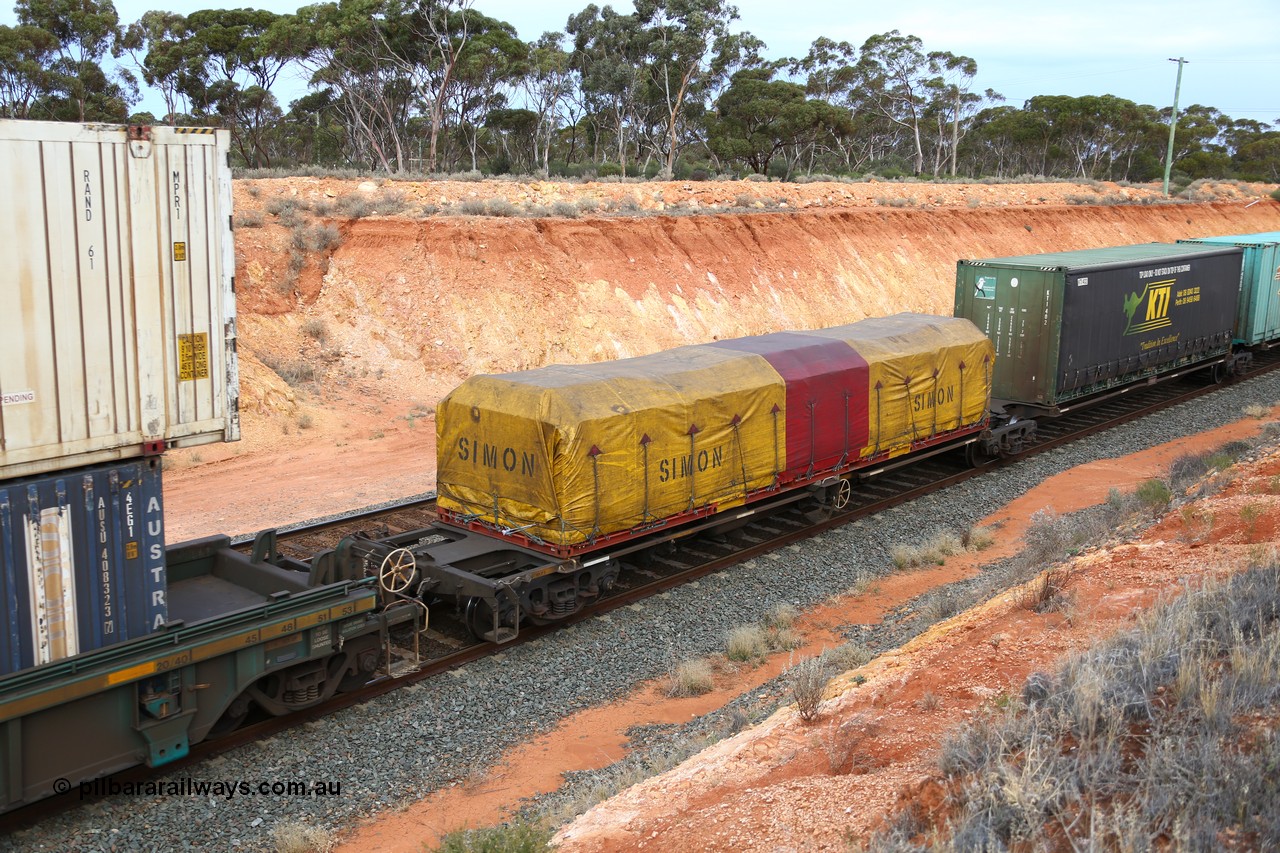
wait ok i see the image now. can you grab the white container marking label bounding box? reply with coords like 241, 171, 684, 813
1, 390, 35, 406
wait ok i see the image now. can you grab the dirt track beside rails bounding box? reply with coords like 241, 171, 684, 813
156, 178, 1280, 850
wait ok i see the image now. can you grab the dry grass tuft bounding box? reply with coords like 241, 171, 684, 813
668, 659, 715, 697
272, 821, 334, 853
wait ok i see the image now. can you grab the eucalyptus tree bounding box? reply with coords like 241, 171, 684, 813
0, 23, 58, 118
924, 51, 996, 176
520, 32, 573, 173
291, 0, 413, 173
706, 66, 849, 175
856, 31, 989, 176
118, 11, 192, 122
174, 8, 297, 165
1233, 129, 1280, 181
1163, 103, 1233, 178
855, 30, 935, 174
442, 12, 527, 172
787, 36, 912, 173
372, 0, 478, 172
15, 0, 126, 120
961, 104, 1044, 176
633, 0, 757, 177
1020, 94, 1157, 180
484, 105, 537, 171
567, 4, 646, 172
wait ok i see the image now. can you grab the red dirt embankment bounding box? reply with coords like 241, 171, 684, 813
166, 181, 1280, 543
238, 199, 1280, 400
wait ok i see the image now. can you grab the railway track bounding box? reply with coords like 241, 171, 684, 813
9, 350, 1279, 830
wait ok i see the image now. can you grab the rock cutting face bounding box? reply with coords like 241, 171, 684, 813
163, 177, 1279, 543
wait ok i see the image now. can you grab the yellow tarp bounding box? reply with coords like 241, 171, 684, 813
807, 314, 993, 459
436, 345, 786, 547
436, 313, 994, 548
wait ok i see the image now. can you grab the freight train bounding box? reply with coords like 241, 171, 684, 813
1, 119, 1276, 813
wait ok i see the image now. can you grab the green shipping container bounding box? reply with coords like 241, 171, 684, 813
1178, 232, 1280, 347
954, 243, 1241, 415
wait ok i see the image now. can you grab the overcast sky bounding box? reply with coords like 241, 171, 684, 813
5, 0, 1278, 122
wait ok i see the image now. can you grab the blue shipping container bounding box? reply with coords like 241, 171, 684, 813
0, 458, 166, 676
1179, 232, 1280, 347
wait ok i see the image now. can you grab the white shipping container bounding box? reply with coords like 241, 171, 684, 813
0, 120, 239, 480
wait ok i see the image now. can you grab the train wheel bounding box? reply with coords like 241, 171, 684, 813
206, 694, 251, 739
464, 597, 518, 641
966, 442, 995, 468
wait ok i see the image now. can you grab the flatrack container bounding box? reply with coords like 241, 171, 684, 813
1178, 232, 1280, 347
0, 458, 167, 677
954, 243, 1242, 414
435, 314, 991, 555
0, 120, 238, 481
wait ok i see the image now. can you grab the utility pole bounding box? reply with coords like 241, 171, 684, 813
1162, 57, 1188, 197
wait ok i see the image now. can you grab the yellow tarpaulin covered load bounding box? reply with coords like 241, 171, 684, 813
436, 345, 786, 552
806, 314, 992, 460
435, 313, 993, 555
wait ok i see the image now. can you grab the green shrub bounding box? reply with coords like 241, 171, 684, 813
1205, 452, 1235, 472
1169, 452, 1213, 490
371, 189, 409, 215
1134, 478, 1172, 516
886, 563, 1280, 852
435, 821, 553, 853
292, 223, 342, 252
551, 200, 580, 218
764, 603, 798, 630
265, 197, 303, 218
963, 525, 996, 551
791, 657, 828, 722
335, 193, 374, 218
821, 642, 873, 673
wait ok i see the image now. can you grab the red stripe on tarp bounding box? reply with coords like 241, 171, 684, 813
709, 333, 869, 481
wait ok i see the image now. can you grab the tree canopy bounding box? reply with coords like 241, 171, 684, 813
2, 0, 1276, 183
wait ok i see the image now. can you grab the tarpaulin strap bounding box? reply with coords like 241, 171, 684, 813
731, 416, 748, 491
930, 370, 940, 437
639, 434, 652, 521
806, 400, 817, 477
685, 426, 700, 510
904, 377, 918, 439
873, 383, 883, 454
589, 445, 603, 536
770, 405, 781, 480
840, 391, 851, 467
